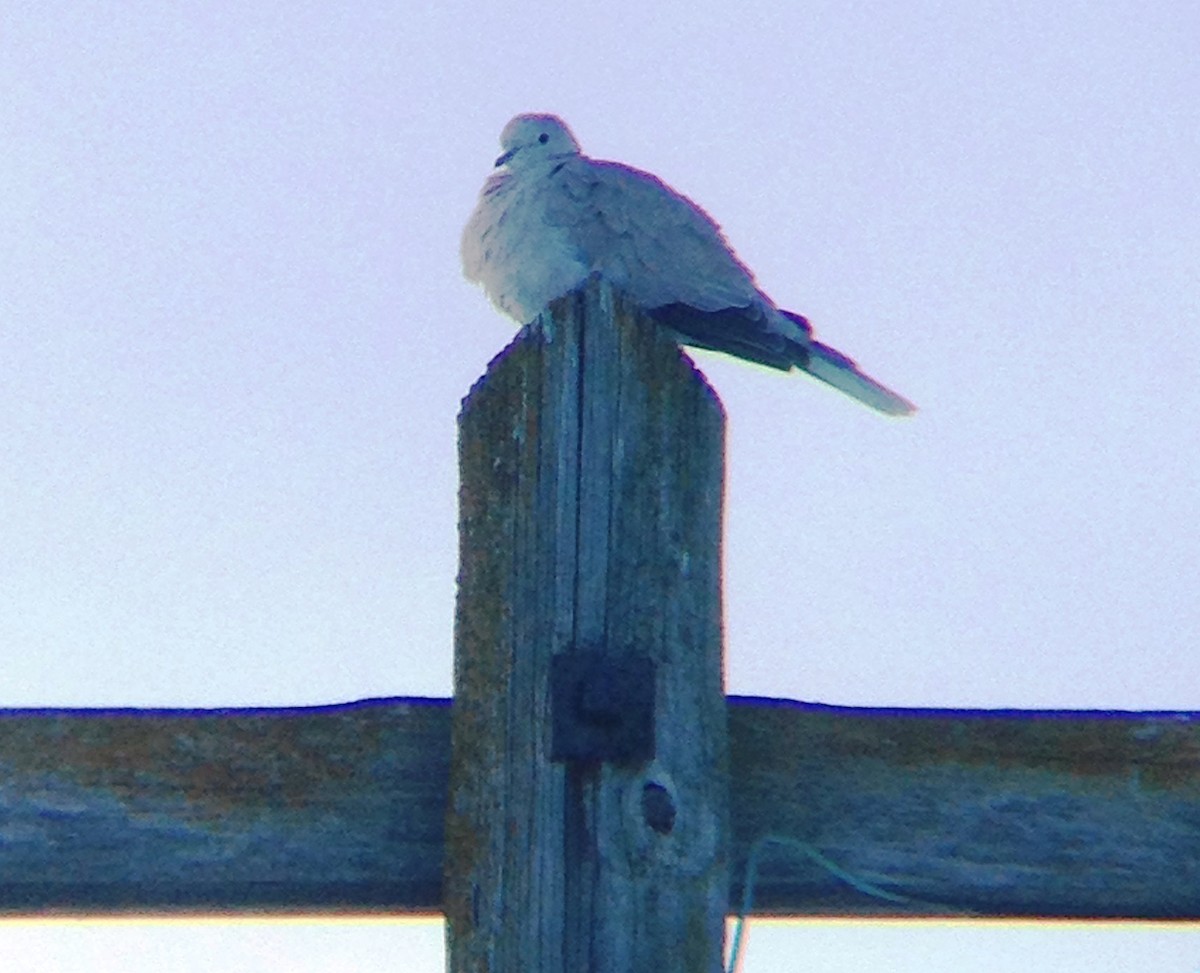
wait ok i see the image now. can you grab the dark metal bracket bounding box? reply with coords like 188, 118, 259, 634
550, 651, 656, 763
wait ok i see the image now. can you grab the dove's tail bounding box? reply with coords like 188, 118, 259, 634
647, 302, 915, 416
801, 340, 916, 417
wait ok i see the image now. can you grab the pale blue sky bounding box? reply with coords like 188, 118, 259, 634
2, 0, 1198, 969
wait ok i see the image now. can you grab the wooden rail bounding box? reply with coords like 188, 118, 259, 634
2, 697, 1195, 919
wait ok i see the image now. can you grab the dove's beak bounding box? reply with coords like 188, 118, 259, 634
494, 149, 515, 167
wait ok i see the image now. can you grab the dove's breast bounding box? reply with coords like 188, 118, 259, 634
461, 170, 590, 324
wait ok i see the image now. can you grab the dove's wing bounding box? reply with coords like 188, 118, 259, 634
543, 158, 763, 313
536, 156, 815, 368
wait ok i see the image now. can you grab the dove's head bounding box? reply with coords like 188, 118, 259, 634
495, 114, 580, 170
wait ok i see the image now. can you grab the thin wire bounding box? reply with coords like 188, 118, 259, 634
725, 835, 917, 973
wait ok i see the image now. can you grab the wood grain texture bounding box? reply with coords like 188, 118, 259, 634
729, 699, 1200, 918
446, 279, 729, 973
0, 699, 1196, 918
0, 698, 448, 913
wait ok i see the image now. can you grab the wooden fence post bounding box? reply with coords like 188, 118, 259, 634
445, 278, 729, 972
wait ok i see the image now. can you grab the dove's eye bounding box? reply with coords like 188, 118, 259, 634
538, 133, 549, 144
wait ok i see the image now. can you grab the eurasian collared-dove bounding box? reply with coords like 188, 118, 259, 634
462, 113, 914, 416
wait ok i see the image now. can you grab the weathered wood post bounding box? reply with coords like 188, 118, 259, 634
445, 278, 729, 972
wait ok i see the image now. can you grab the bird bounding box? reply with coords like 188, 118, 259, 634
461, 113, 915, 416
